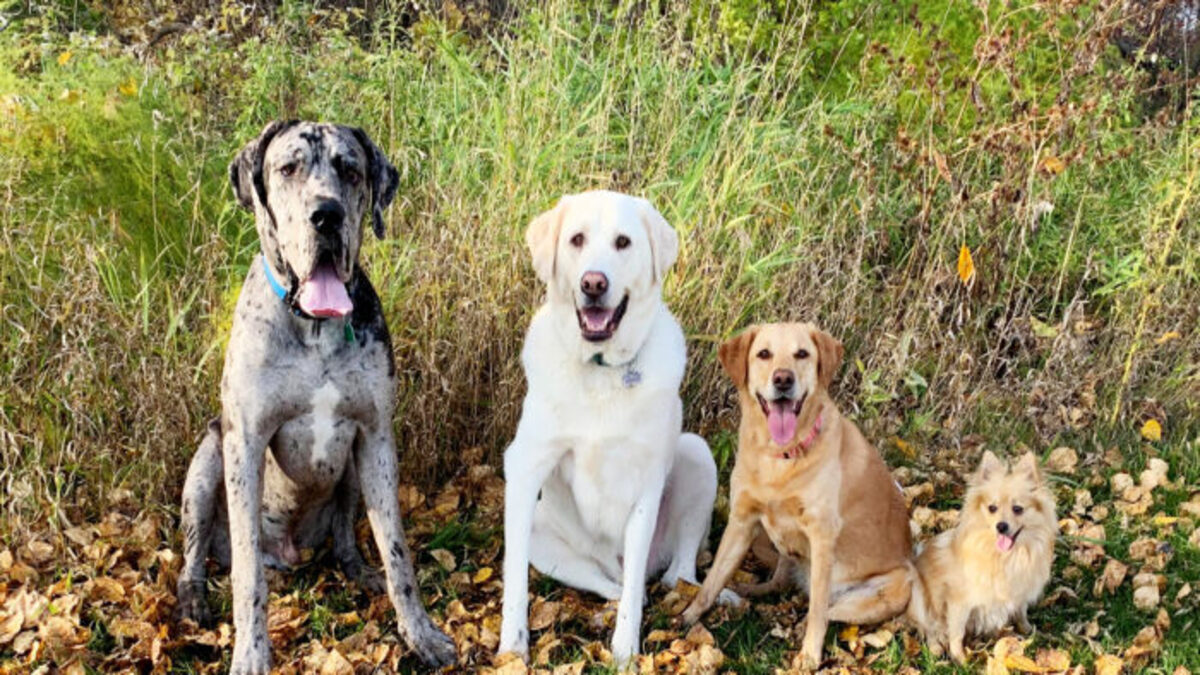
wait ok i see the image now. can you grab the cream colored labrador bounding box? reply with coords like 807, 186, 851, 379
498, 191, 719, 665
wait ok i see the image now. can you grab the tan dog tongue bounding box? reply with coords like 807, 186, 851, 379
297, 263, 352, 318
996, 533, 1015, 552
767, 400, 798, 446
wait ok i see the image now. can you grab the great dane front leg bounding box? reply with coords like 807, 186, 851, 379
611, 478, 665, 665
176, 419, 222, 625
223, 423, 271, 675
358, 428, 456, 668
498, 438, 558, 660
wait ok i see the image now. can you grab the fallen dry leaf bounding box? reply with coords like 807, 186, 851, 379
1094, 654, 1123, 675
957, 244, 976, 285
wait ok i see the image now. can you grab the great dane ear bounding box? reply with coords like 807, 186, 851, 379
811, 327, 844, 391
637, 197, 679, 284
229, 120, 297, 210
350, 127, 400, 238
526, 198, 568, 285
718, 327, 759, 391
974, 450, 1004, 484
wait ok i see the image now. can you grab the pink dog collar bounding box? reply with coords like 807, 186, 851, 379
776, 409, 823, 460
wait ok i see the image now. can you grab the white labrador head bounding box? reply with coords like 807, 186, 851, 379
526, 190, 678, 350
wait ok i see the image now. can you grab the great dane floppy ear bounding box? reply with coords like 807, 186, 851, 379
229, 120, 298, 210
811, 328, 844, 391
350, 127, 400, 239
526, 198, 568, 285
718, 326, 759, 391
637, 197, 680, 284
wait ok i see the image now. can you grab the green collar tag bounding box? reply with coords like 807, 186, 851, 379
344, 320, 355, 344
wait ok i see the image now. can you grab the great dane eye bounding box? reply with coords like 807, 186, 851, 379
756, 349, 771, 360
794, 349, 809, 359
279, 162, 299, 178
988, 504, 998, 513
343, 168, 361, 186
1012, 504, 1024, 515
570, 233, 585, 248
615, 235, 631, 250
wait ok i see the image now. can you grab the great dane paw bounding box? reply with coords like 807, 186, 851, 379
230, 639, 271, 675
174, 579, 212, 626
409, 617, 457, 668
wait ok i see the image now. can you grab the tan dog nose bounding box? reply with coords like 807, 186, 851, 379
580, 271, 608, 299
772, 369, 795, 391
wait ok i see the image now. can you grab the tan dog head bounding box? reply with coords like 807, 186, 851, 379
525, 190, 678, 359
719, 323, 843, 447
963, 451, 1058, 554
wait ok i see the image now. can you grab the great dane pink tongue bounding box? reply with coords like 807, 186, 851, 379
298, 264, 352, 318
997, 534, 1015, 552
767, 401, 798, 446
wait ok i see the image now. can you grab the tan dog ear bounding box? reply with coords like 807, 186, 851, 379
1013, 451, 1042, 482
975, 450, 1004, 483
811, 328, 844, 390
526, 198, 568, 285
718, 327, 759, 390
637, 198, 679, 284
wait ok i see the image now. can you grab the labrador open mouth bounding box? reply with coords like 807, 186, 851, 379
576, 293, 629, 342
297, 253, 352, 318
996, 526, 1024, 553
757, 392, 805, 446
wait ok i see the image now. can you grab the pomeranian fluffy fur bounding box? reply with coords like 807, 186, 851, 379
907, 451, 1058, 663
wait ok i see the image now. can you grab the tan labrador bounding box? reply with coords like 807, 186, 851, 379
682, 322, 912, 667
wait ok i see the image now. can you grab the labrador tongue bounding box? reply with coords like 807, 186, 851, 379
767, 401, 798, 446
297, 263, 352, 318
581, 307, 613, 332
996, 534, 1015, 552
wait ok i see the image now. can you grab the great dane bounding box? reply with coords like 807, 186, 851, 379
175, 121, 456, 673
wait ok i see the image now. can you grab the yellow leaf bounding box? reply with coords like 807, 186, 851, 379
1039, 155, 1066, 175
1156, 331, 1180, 344
1140, 419, 1162, 442
957, 244, 976, 285
838, 624, 859, 643
1095, 654, 1124, 675
891, 437, 916, 458
1003, 653, 1043, 672
118, 77, 138, 97
57, 51, 72, 66
472, 566, 493, 584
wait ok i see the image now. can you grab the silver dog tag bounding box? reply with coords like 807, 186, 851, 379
623, 367, 642, 388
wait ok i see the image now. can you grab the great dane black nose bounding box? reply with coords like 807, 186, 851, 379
311, 200, 346, 233
581, 271, 608, 299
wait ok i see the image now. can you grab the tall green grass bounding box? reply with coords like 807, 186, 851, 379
0, 0, 1196, 533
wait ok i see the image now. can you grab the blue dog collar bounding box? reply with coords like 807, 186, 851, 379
261, 254, 356, 343
261, 254, 290, 304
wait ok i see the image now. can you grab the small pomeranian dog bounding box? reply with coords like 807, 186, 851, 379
907, 451, 1058, 663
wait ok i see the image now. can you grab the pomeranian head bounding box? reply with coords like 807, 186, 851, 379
961, 451, 1057, 554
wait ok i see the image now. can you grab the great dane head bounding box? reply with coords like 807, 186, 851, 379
230, 121, 399, 317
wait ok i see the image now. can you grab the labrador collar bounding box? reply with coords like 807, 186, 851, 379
261, 254, 356, 342
776, 408, 824, 460
589, 351, 642, 388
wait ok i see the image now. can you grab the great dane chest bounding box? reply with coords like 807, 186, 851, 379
268, 379, 369, 491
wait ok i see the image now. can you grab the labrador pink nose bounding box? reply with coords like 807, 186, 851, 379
580, 271, 608, 299
772, 369, 795, 391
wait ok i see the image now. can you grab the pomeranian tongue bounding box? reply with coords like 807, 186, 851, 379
581, 307, 613, 333
996, 533, 1015, 552
297, 263, 352, 318
767, 400, 798, 446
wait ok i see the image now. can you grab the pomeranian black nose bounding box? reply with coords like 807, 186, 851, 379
996, 521, 1010, 534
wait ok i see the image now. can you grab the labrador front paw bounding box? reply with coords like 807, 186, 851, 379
497, 622, 530, 663
716, 588, 746, 608
610, 621, 640, 667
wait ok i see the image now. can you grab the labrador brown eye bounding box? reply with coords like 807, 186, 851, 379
794, 349, 809, 359
988, 504, 998, 513
1012, 504, 1024, 515
280, 162, 298, 178
615, 235, 631, 250
756, 349, 771, 360
570, 233, 585, 248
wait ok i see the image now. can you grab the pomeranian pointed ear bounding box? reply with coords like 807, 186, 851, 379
1013, 451, 1042, 482
974, 450, 1004, 483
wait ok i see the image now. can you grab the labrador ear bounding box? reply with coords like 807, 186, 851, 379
350, 127, 400, 238
1013, 451, 1042, 483
718, 327, 759, 391
637, 197, 679, 284
811, 327, 844, 391
526, 198, 568, 285
974, 450, 1004, 484
229, 120, 297, 210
